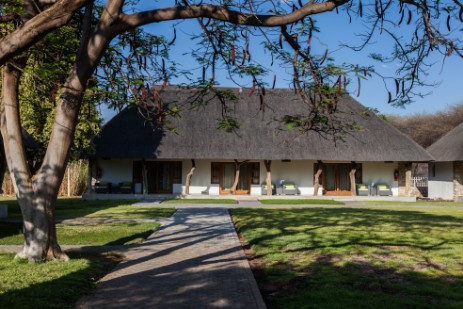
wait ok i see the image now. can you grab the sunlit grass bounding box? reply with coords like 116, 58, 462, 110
0, 222, 160, 246
232, 205, 463, 308
2, 198, 175, 220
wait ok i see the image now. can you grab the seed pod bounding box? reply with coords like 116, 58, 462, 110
387, 91, 392, 103
357, 77, 361, 97
446, 14, 451, 31
337, 75, 341, 95
320, 49, 328, 65
231, 45, 236, 65
407, 9, 412, 25
249, 80, 256, 97
168, 28, 177, 45
359, 0, 363, 17
395, 79, 400, 96
398, 10, 404, 25
272, 74, 277, 89
446, 46, 454, 56
279, 33, 283, 49
162, 78, 167, 90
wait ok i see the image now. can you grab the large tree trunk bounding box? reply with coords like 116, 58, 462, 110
1, 62, 67, 261
0, 4, 115, 262
313, 160, 323, 196
185, 159, 196, 195
264, 160, 272, 195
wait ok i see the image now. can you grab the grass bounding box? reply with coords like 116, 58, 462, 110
231, 204, 463, 309
0, 222, 160, 245
162, 198, 238, 204
259, 199, 344, 205
1, 198, 175, 220
0, 252, 122, 309
0, 198, 176, 308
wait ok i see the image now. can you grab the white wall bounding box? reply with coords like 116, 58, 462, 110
97, 159, 132, 184
270, 161, 314, 195
361, 162, 398, 196
428, 162, 453, 200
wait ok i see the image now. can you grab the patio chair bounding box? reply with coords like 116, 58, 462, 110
282, 181, 299, 195
356, 184, 369, 196
261, 182, 276, 195
119, 181, 133, 194
376, 183, 392, 196
95, 181, 111, 194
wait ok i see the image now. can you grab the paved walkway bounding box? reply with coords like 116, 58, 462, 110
75, 207, 266, 309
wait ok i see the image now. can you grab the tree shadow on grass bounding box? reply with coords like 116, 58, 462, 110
232, 207, 463, 252
0, 252, 121, 309
232, 207, 463, 308
256, 254, 463, 309
0, 222, 22, 240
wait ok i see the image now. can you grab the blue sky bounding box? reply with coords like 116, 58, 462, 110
102, 2, 463, 121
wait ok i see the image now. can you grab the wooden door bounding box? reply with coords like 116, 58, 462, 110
323, 163, 352, 195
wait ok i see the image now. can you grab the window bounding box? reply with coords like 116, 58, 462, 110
251, 162, 260, 185
173, 161, 182, 184
211, 162, 220, 184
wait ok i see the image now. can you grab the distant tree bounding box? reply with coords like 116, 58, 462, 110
1, 0, 462, 262
387, 103, 463, 148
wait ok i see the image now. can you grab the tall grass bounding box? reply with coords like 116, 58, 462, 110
2, 160, 88, 197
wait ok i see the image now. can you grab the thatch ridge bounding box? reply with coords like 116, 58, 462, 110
91, 87, 432, 162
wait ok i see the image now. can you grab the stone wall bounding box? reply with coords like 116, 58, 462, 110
453, 161, 463, 201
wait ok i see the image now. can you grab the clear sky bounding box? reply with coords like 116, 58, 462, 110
102, 2, 463, 121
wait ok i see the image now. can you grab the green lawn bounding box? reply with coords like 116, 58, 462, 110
0, 198, 176, 308
259, 199, 344, 205
0, 222, 160, 245
0, 252, 121, 309
231, 205, 463, 309
2, 198, 175, 219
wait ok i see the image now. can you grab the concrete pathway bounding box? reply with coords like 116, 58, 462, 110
75, 207, 266, 309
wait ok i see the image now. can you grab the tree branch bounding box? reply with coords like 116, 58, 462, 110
115, 1, 347, 33
0, 0, 93, 66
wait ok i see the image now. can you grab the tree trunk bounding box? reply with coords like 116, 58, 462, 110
264, 160, 272, 195
230, 160, 248, 194
350, 162, 357, 196
0, 4, 116, 261
313, 160, 323, 196
231, 160, 241, 195
185, 159, 196, 195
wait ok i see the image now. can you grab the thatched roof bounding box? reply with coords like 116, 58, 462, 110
91, 87, 432, 162
427, 122, 463, 161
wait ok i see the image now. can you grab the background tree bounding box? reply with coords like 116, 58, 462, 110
1, 0, 462, 262
387, 102, 463, 148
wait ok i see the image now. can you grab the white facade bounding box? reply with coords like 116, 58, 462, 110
428, 162, 454, 200
94, 159, 400, 196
